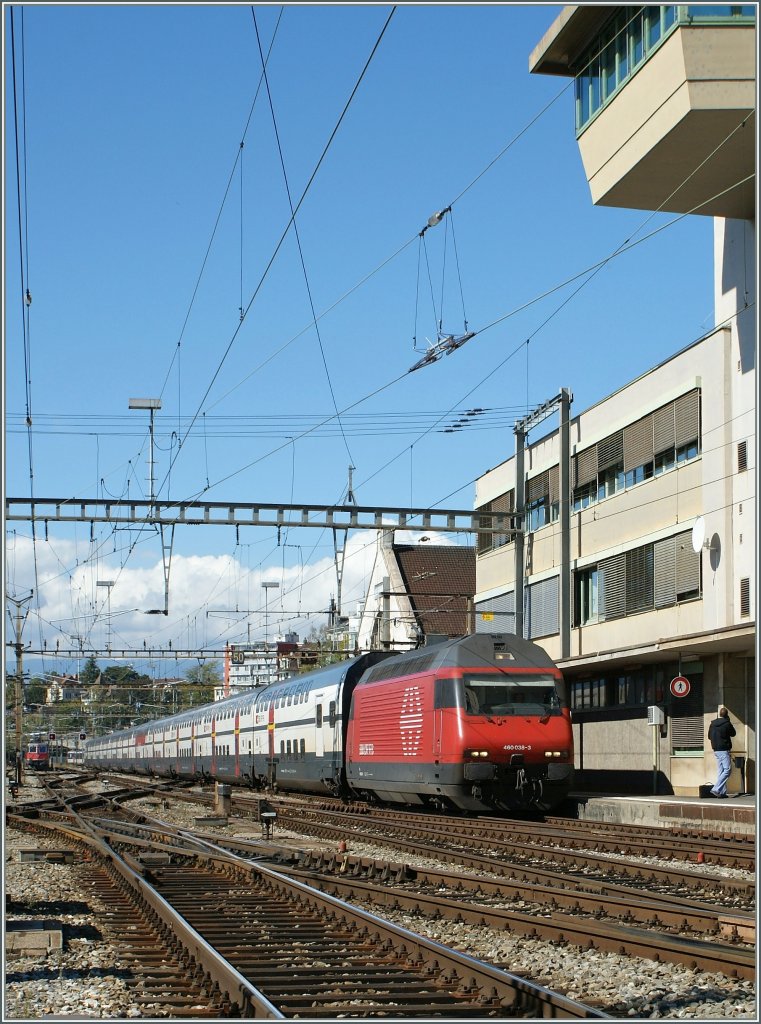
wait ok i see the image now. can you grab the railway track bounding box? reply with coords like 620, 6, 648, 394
41, 776, 756, 980
7, 788, 606, 1018
254, 800, 756, 901
76, 806, 755, 981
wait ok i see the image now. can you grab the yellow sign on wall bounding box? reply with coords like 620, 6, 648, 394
481, 612, 494, 621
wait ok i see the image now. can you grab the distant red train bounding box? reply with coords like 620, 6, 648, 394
24, 734, 50, 771
85, 633, 574, 813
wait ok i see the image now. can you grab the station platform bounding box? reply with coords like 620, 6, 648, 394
567, 791, 755, 835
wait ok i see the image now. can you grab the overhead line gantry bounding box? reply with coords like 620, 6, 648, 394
5, 496, 517, 538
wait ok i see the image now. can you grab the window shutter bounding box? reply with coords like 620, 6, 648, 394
653, 402, 675, 454
527, 470, 549, 503
575, 445, 598, 487
548, 464, 559, 505
675, 533, 700, 597
623, 414, 654, 472
526, 576, 559, 639
737, 440, 748, 473
740, 578, 750, 617
626, 545, 654, 612
475, 591, 515, 633
654, 536, 676, 607
476, 500, 492, 554
597, 430, 623, 470
674, 389, 700, 446
489, 489, 515, 549
600, 553, 626, 620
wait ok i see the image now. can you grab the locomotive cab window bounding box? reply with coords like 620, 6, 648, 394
460, 673, 562, 717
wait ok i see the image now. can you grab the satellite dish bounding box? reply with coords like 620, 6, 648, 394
691, 517, 706, 553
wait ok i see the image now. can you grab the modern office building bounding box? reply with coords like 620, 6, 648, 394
473, 4, 755, 796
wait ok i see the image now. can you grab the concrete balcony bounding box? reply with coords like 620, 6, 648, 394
576, 24, 755, 218
530, 9, 756, 220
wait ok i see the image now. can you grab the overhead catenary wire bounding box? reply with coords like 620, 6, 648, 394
156, 6, 398, 502
251, 5, 356, 470
8, 12, 753, 659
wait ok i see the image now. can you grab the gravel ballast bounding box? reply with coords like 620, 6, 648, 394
4, 777, 756, 1019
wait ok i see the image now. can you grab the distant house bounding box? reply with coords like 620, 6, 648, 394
45, 675, 86, 704
357, 531, 475, 651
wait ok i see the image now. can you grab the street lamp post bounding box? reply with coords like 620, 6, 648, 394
261, 581, 280, 653
128, 397, 161, 504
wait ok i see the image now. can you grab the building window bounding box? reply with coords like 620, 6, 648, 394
526, 467, 559, 533
573, 480, 597, 511
475, 592, 516, 634
598, 462, 625, 499
597, 530, 699, 621
574, 567, 599, 625
525, 576, 559, 639
572, 390, 700, 512
476, 489, 515, 553
574, 6, 680, 132
574, 7, 752, 134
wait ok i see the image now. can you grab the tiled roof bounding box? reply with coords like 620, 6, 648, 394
394, 544, 475, 638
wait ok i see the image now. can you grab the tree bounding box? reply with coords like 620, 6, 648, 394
79, 655, 100, 686
184, 660, 220, 707
24, 676, 48, 707
185, 661, 222, 686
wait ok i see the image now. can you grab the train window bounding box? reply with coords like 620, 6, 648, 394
460, 673, 562, 717
328, 701, 336, 727
300, 738, 305, 757
280, 740, 285, 755
316, 705, 323, 728
287, 696, 292, 707
286, 740, 291, 757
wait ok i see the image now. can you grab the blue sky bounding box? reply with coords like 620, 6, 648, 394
5, 3, 715, 676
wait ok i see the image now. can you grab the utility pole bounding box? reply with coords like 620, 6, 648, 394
514, 389, 573, 647
6, 591, 33, 785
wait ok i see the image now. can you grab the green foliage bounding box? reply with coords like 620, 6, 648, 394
79, 655, 100, 686
25, 676, 48, 706
185, 660, 222, 686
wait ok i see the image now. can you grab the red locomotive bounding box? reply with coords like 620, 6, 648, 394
24, 733, 51, 771
346, 633, 573, 812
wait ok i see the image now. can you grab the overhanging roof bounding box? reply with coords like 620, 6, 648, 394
529, 5, 620, 75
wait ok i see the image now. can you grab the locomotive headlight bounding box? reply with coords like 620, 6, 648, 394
465, 749, 489, 758
544, 750, 570, 759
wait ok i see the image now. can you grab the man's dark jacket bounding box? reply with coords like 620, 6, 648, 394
708, 716, 736, 751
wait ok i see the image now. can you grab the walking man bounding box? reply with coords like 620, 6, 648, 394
708, 705, 736, 798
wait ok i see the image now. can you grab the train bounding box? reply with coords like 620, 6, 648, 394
83, 633, 574, 812
24, 733, 51, 771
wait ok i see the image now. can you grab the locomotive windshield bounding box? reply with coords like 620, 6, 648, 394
461, 673, 562, 717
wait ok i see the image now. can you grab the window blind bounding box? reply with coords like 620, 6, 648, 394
475, 591, 516, 634
623, 414, 654, 472
597, 429, 623, 470
575, 445, 598, 487
674, 389, 700, 446
600, 553, 626, 620
526, 576, 559, 639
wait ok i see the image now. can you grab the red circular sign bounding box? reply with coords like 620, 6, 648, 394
670, 676, 691, 698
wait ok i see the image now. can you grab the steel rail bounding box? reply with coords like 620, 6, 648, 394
291, 850, 754, 939
294, 866, 756, 980
6, 810, 284, 1017
267, 805, 756, 898
165, 830, 608, 1018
